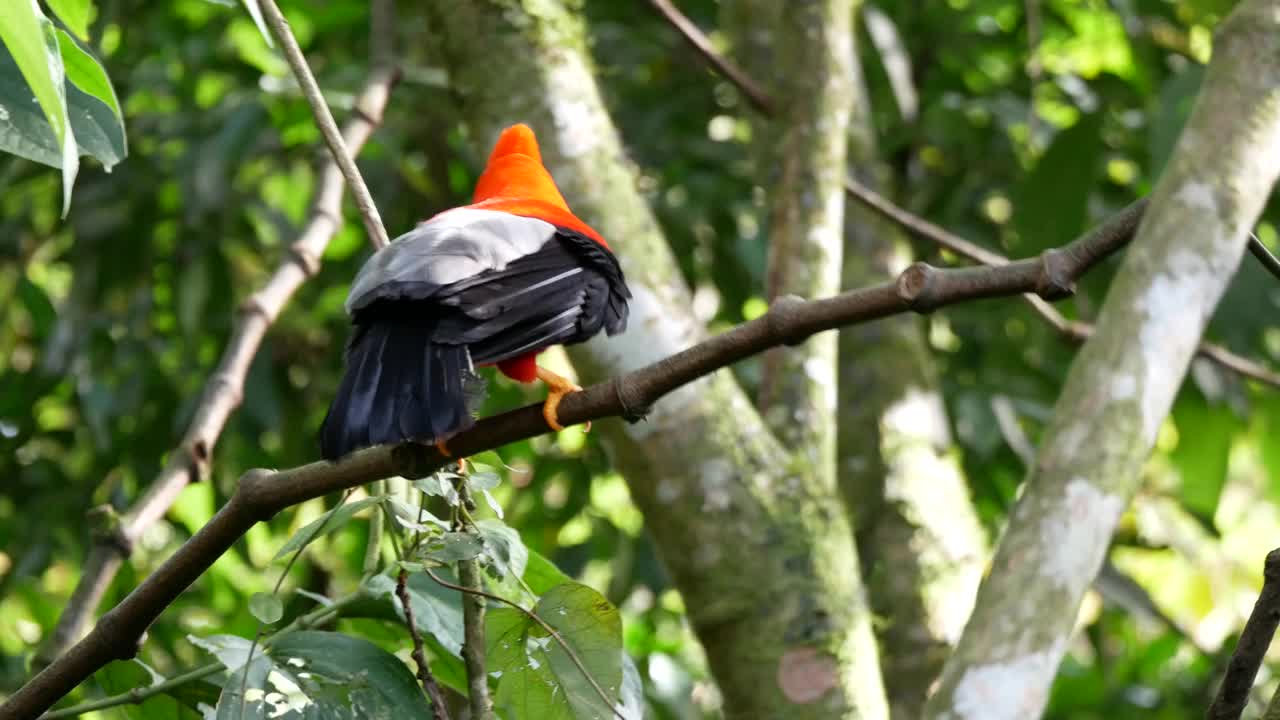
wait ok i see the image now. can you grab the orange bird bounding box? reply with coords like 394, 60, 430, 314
319, 124, 631, 460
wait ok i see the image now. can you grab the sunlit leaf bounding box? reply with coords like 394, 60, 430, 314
46, 0, 95, 41
486, 582, 623, 720
0, 0, 77, 214
213, 631, 433, 719
248, 593, 284, 624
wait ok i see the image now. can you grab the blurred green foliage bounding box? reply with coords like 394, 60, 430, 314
2, 0, 1279, 717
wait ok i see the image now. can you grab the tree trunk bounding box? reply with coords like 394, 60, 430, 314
838, 33, 987, 719
424, 2, 888, 716
926, 2, 1280, 716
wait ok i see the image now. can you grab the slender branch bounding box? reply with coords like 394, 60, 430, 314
41, 664, 223, 719
453, 482, 492, 720
396, 569, 451, 719
2, 211, 1138, 719
37, 66, 398, 667
646, 0, 772, 113
259, 0, 391, 250
1207, 549, 1280, 720
424, 570, 623, 720
648, 0, 1280, 390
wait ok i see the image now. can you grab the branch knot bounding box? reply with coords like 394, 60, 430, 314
613, 376, 649, 423
1035, 248, 1076, 300
767, 294, 808, 346
896, 262, 942, 312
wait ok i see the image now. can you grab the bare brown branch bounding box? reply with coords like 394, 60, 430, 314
1208, 549, 1280, 720
4, 213, 1137, 719
259, 0, 391, 250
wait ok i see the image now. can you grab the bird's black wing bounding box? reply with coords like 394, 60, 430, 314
430, 228, 630, 365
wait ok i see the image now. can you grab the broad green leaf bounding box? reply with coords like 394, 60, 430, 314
46, 0, 95, 41
468, 470, 501, 491
0, 31, 125, 173
523, 548, 572, 595
383, 495, 449, 532
362, 571, 466, 655
617, 653, 644, 720
0, 0, 77, 214
413, 472, 460, 506
486, 582, 623, 720
1013, 113, 1102, 254
213, 631, 433, 719
419, 531, 484, 564
272, 496, 384, 562
189, 633, 256, 673
476, 518, 528, 582
249, 592, 284, 624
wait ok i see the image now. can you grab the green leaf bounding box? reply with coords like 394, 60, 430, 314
419, 531, 484, 564
94, 660, 208, 720
467, 469, 501, 492
362, 571, 466, 655
413, 473, 461, 506
46, 0, 95, 41
189, 633, 255, 673
272, 496, 384, 562
523, 548, 572, 595
0, 0, 77, 214
18, 276, 56, 340
248, 592, 284, 624
0, 27, 125, 175
476, 518, 528, 582
1170, 397, 1236, 526
486, 582, 623, 720
213, 631, 434, 719
56, 29, 121, 123
1013, 113, 1103, 254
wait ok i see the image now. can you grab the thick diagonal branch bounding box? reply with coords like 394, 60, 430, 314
37, 64, 396, 666
6, 212, 1140, 719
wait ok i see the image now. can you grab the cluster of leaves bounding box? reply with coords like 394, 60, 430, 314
2, 0, 1279, 718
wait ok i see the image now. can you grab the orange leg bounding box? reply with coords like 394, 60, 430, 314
434, 439, 453, 457
536, 366, 587, 432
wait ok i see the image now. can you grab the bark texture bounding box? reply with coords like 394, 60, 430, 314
926, 3, 1280, 717
837, 39, 987, 720
424, 1, 888, 717
756, 0, 853, 477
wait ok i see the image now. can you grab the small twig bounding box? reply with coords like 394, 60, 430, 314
396, 569, 451, 719
646, 0, 1280, 391
363, 479, 386, 577
424, 569, 624, 720
1207, 549, 1280, 720
41, 664, 223, 719
645, 0, 772, 113
259, 0, 391, 250
1248, 232, 1280, 282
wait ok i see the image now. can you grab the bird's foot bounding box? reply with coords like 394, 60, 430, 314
536, 366, 587, 432
434, 439, 452, 457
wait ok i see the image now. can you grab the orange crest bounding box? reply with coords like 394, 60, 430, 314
470, 124, 608, 247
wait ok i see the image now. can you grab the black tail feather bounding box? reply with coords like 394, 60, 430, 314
319, 318, 483, 460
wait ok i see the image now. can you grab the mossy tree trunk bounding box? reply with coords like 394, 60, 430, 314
424, 1, 888, 716
836, 30, 988, 720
